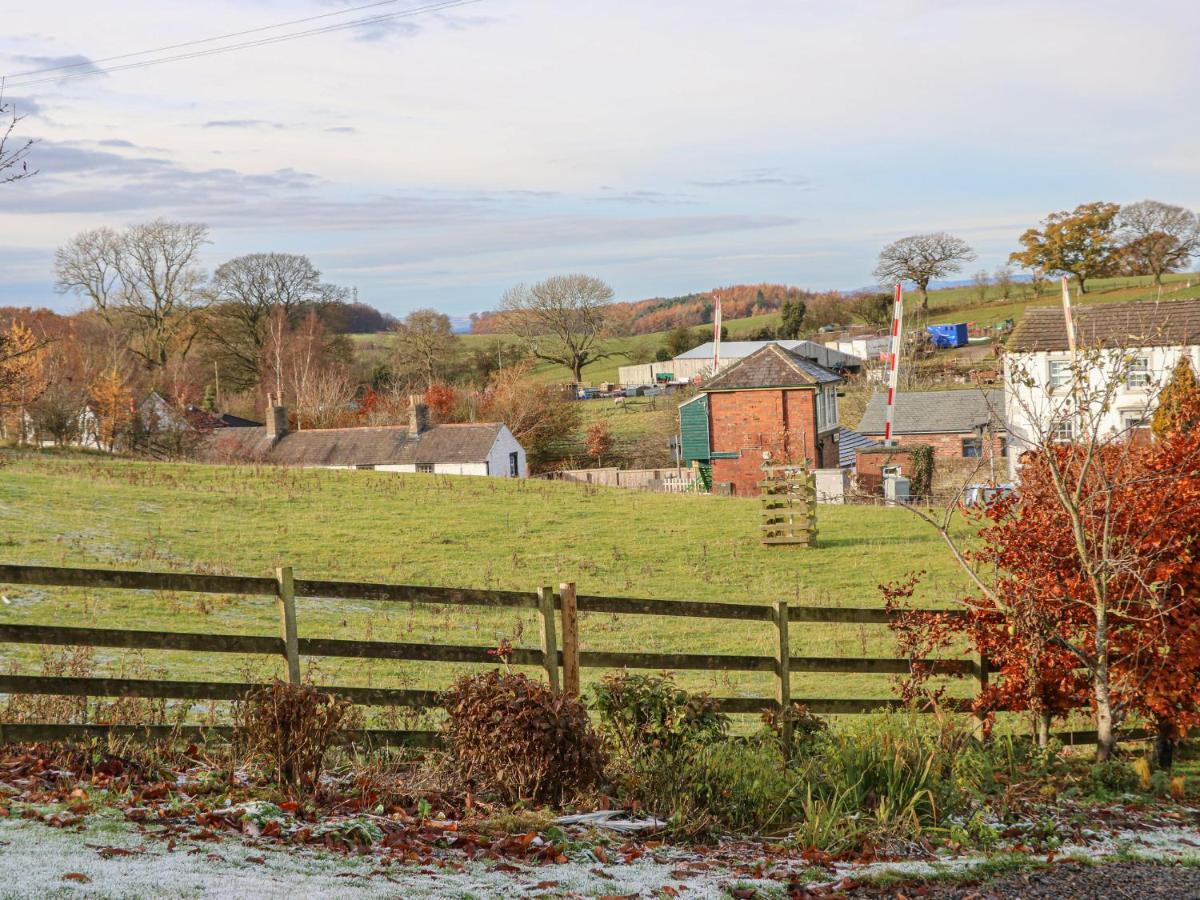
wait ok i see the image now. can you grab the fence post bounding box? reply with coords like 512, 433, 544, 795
774, 600, 792, 760
275, 566, 301, 685
973, 650, 990, 741
537, 585, 560, 694
559, 582, 580, 697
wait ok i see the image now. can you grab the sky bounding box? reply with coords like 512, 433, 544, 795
2, 0, 1199, 319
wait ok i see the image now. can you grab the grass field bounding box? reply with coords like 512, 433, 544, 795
0, 452, 975, 714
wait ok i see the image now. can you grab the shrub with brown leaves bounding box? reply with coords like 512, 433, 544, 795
440, 671, 605, 806
232, 681, 357, 796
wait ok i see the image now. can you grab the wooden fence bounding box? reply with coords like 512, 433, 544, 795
0, 563, 1128, 749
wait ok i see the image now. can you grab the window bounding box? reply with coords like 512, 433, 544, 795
1048, 359, 1071, 391
1050, 419, 1074, 443
881, 464, 902, 478
354, 464, 375, 471
509, 451, 519, 477
1126, 356, 1151, 389
416, 463, 434, 473
1122, 411, 1147, 432
1000, 436, 1008, 458
961, 437, 983, 458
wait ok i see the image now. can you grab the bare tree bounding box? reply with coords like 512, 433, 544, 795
390, 308, 459, 390
874, 233, 976, 310
993, 265, 1014, 300
1117, 200, 1200, 286
0, 93, 35, 184
972, 269, 991, 304
501, 274, 616, 382
206, 253, 347, 391
55, 220, 210, 375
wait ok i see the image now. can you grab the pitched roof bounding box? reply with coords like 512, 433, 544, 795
700, 344, 842, 391
1006, 298, 1200, 352
857, 389, 1004, 435
205, 422, 505, 467
836, 427, 881, 468
677, 339, 862, 369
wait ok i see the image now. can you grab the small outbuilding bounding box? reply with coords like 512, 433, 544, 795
679, 344, 842, 496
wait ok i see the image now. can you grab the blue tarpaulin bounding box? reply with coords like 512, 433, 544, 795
927, 323, 969, 349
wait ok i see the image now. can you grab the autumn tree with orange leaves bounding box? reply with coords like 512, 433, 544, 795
887, 346, 1200, 764
90, 368, 134, 452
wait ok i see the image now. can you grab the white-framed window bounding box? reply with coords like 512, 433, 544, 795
1126, 356, 1151, 389
1121, 410, 1147, 432
881, 464, 902, 478
1048, 359, 1071, 391
961, 437, 983, 458
1050, 419, 1075, 443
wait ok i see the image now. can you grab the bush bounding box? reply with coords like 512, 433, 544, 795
233, 680, 357, 796
1086, 759, 1140, 797
589, 671, 728, 762
441, 671, 605, 805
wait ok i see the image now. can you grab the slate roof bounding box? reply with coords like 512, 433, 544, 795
1006, 298, 1200, 352
699, 344, 842, 392
677, 339, 862, 370
836, 427, 881, 468
205, 422, 505, 467
856, 390, 1004, 436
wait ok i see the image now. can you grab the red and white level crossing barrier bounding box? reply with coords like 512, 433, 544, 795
883, 283, 904, 445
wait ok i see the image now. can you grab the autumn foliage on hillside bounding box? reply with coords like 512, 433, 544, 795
887, 380, 1200, 758
469, 283, 811, 336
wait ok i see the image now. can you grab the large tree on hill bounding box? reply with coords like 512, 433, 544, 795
873, 233, 976, 310
1009, 202, 1121, 294
55, 220, 210, 376
1116, 200, 1200, 286
206, 253, 347, 392
390, 308, 460, 390
501, 274, 616, 382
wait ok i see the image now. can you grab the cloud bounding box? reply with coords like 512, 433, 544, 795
2, 96, 43, 117
203, 119, 286, 130
12, 53, 103, 76
689, 168, 810, 189
352, 19, 421, 42
325, 126, 357, 134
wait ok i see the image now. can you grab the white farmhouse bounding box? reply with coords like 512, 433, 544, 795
207, 396, 527, 477
1003, 298, 1200, 478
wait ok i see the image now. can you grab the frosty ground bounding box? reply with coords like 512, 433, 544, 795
4, 811, 1200, 899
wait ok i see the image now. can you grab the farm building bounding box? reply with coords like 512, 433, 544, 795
618, 339, 861, 387
679, 344, 842, 496
856, 389, 1005, 460
206, 396, 527, 477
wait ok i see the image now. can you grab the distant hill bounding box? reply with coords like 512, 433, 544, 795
468, 283, 813, 336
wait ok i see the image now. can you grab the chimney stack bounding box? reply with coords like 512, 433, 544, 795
408, 394, 429, 435
265, 392, 289, 441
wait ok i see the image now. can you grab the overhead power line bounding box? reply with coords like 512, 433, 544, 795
3, 0, 483, 88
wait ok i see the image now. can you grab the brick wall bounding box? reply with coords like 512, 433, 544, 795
855, 447, 917, 494
707, 388, 835, 496
860, 431, 1006, 460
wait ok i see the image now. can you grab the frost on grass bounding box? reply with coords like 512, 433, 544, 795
0, 816, 780, 899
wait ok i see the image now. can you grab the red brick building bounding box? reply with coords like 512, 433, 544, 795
682, 344, 842, 496
856, 389, 1006, 460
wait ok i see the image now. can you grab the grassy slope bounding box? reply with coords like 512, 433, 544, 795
357, 274, 1200, 387
0, 453, 972, 706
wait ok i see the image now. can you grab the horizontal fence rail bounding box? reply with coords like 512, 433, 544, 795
0, 562, 1137, 749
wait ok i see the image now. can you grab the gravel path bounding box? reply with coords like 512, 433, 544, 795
851, 861, 1200, 898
